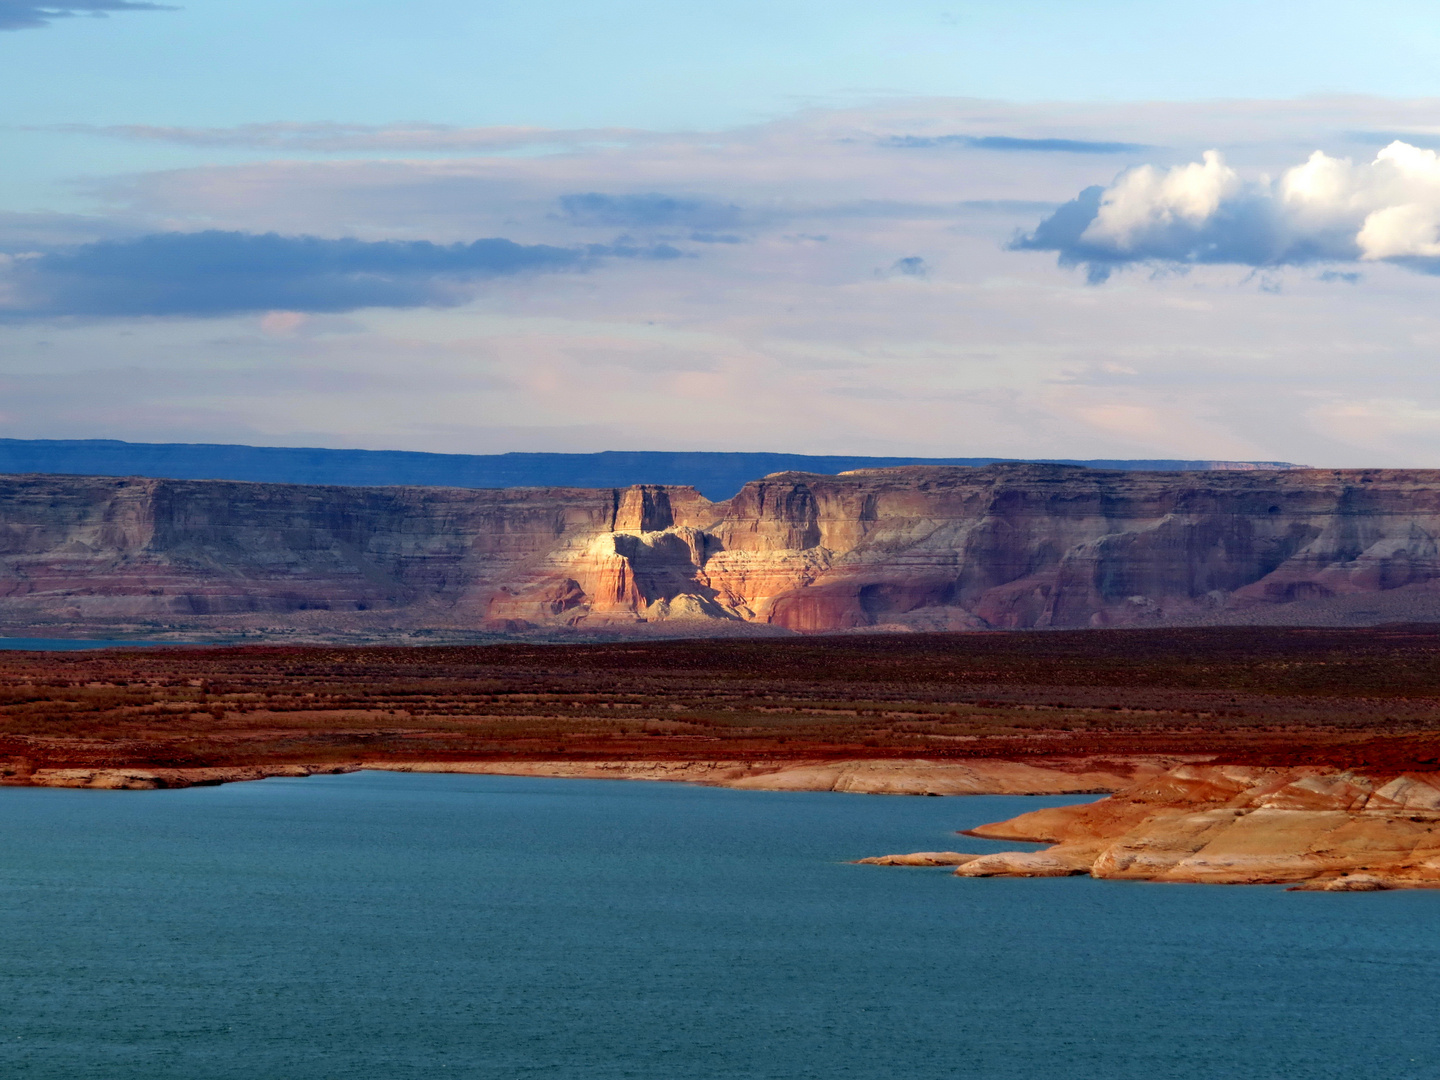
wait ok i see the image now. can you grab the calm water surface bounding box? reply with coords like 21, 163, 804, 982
2, 772, 1437, 1079
0, 638, 183, 651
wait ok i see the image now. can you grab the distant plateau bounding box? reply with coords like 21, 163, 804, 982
0, 454, 1436, 639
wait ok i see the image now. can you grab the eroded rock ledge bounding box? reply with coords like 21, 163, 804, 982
945, 764, 1440, 889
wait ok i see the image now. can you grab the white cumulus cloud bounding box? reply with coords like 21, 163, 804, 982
1015, 140, 1440, 280
1082, 150, 1241, 251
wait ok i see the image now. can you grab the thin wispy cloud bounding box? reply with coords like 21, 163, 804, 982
0, 210, 144, 250
1345, 130, 1440, 152
884, 256, 928, 277
0, 231, 680, 317
883, 134, 1148, 153
1014, 141, 1440, 282
0, 0, 173, 31
37, 121, 647, 153
557, 193, 751, 231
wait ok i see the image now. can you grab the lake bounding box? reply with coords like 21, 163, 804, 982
0, 638, 186, 651
1, 771, 1437, 1079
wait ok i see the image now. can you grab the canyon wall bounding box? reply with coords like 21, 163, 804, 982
5, 464, 1440, 634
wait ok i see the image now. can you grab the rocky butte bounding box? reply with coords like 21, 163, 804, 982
4, 463, 1440, 636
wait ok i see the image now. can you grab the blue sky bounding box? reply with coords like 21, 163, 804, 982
9, 0, 1440, 129
5, 2, 1440, 464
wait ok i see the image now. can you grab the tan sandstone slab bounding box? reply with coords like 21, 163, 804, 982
953, 849, 1096, 878
853, 852, 983, 866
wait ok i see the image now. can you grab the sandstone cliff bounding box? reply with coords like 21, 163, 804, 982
6, 464, 1440, 635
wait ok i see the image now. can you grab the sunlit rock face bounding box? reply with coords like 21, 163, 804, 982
6, 464, 1440, 633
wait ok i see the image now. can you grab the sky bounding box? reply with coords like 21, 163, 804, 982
6, 3, 1440, 464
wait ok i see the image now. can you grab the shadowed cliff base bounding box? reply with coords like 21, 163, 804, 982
4, 464, 1440, 642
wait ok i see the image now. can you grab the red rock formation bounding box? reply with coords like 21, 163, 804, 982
7, 464, 1440, 634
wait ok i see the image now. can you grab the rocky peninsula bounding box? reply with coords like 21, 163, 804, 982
862, 762, 1440, 890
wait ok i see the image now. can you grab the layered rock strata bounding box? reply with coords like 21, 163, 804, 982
950, 764, 1440, 889
8, 464, 1440, 633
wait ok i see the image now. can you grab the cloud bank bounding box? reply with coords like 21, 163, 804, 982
1015, 141, 1440, 281
0, 0, 173, 30
0, 230, 678, 317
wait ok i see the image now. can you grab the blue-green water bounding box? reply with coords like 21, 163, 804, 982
0, 638, 181, 651
2, 772, 1437, 1079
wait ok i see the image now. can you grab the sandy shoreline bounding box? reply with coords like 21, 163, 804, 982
1, 756, 1170, 795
